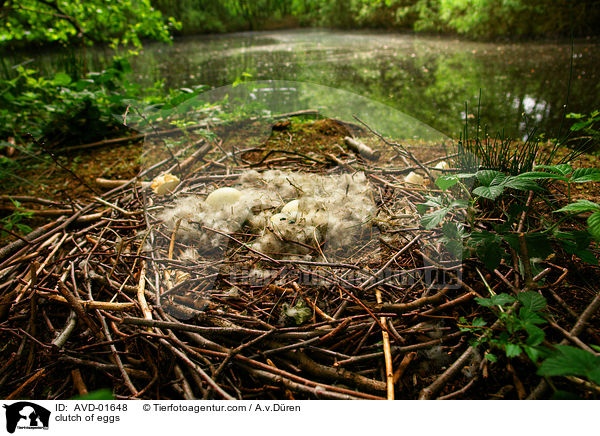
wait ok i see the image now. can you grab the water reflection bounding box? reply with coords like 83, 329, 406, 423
4, 30, 599, 138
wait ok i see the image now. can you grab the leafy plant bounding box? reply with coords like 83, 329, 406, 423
464, 292, 600, 389
0, 199, 33, 237
459, 291, 548, 362
0, 0, 176, 48
538, 345, 600, 385
567, 110, 600, 151
420, 165, 600, 268
555, 200, 600, 241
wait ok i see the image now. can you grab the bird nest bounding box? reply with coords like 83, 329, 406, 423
2, 114, 540, 400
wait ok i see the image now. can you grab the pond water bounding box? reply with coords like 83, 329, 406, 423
9, 29, 600, 140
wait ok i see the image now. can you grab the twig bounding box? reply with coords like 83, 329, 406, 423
376, 288, 394, 400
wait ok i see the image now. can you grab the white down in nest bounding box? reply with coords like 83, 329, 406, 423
158, 170, 377, 260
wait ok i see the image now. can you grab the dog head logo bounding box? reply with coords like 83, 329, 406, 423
3, 402, 50, 433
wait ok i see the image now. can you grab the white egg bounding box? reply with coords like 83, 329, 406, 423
270, 213, 291, 232
281, 199, 300, 217
404, 171, 425, 185
205, 187, 242, 208
434, 161, 449, 170
151, 173, 180, 195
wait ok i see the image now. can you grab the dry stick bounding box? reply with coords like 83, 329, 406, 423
527, 290, 600, 399
371, 287, 449, 313
288, 350, 387, 393
343, 136, 380, 161
338, 286, 389, 334
547, 319, 597, 354
158, 338, 234, 400
418, 345, 477, 400
0, 195, 67, 207
292, 282, 335, 322
360, 234, 421, 290
0, 219, 61, 264
213, 329, 275, 379
5, 368, 46, 400
97, 312, 138, 396
123, 317, 273, 338
58, 356, 151, 380
173, 364, 195, 400
353, 116, 435, 182
137, 260, 152, 329
42, 293, 135, 311
418, 292, 474, 317
71, 368, 89, 396
336, 332, 463, 366
437, 375, 479, 400
51, 311, 78, 348
393, 352, 416, 387
56, 282, 102, 338
15, 233, 68, 303
376, 288, 394, 400
165, 139, 210, 175
246, 368, 361, 400
177, 327, 384, 400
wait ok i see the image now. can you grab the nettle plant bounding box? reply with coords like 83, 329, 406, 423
418, 162, 600, 387
420, 164, 600, 270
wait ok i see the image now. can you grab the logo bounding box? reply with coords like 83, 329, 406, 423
3, 402, 50, 434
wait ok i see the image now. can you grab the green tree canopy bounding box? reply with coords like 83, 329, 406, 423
0, 0, 177, 47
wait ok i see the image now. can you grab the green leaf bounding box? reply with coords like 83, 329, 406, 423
503, 176, 542, 192
523, 345, 542, 362
484, 352, 497, 362
519, 307, 546, 326
517, 291, 547, 312
561, 244, 598, 265
505, 343, 522, 357
503, 232, 553, 260
516, 171, 569, 182
472, 317, 487, 328
476, 170, 506, 187
71, 389, 114, 400
473, 184, 505, 200
524, 325, 545, 346
538, 345, 600, 384
53, 72, 72, 86
476, 293, 515, 307
421, 207, 450, 230
435, 175, 458, 190
588, 211, 600, 241
555, 199, 600, 214
571, 168, 600, 183
533, 164, 573, 175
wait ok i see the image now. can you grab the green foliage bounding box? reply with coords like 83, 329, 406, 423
460, 291, 547, 362
422, 162, 600, 268
555, 199, 600, 241
0, 200, 33, 237
538, 345, 600, 385
70, 389, 114, 400
0, 0, 175, 48
0, 57, 136, 142
464, 291, 600, 388
285, 0, 600, 38
567, 110, 600, 151
152, 0, 293, 34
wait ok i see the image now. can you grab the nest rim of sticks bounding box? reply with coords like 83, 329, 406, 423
1, 115, 599, 401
